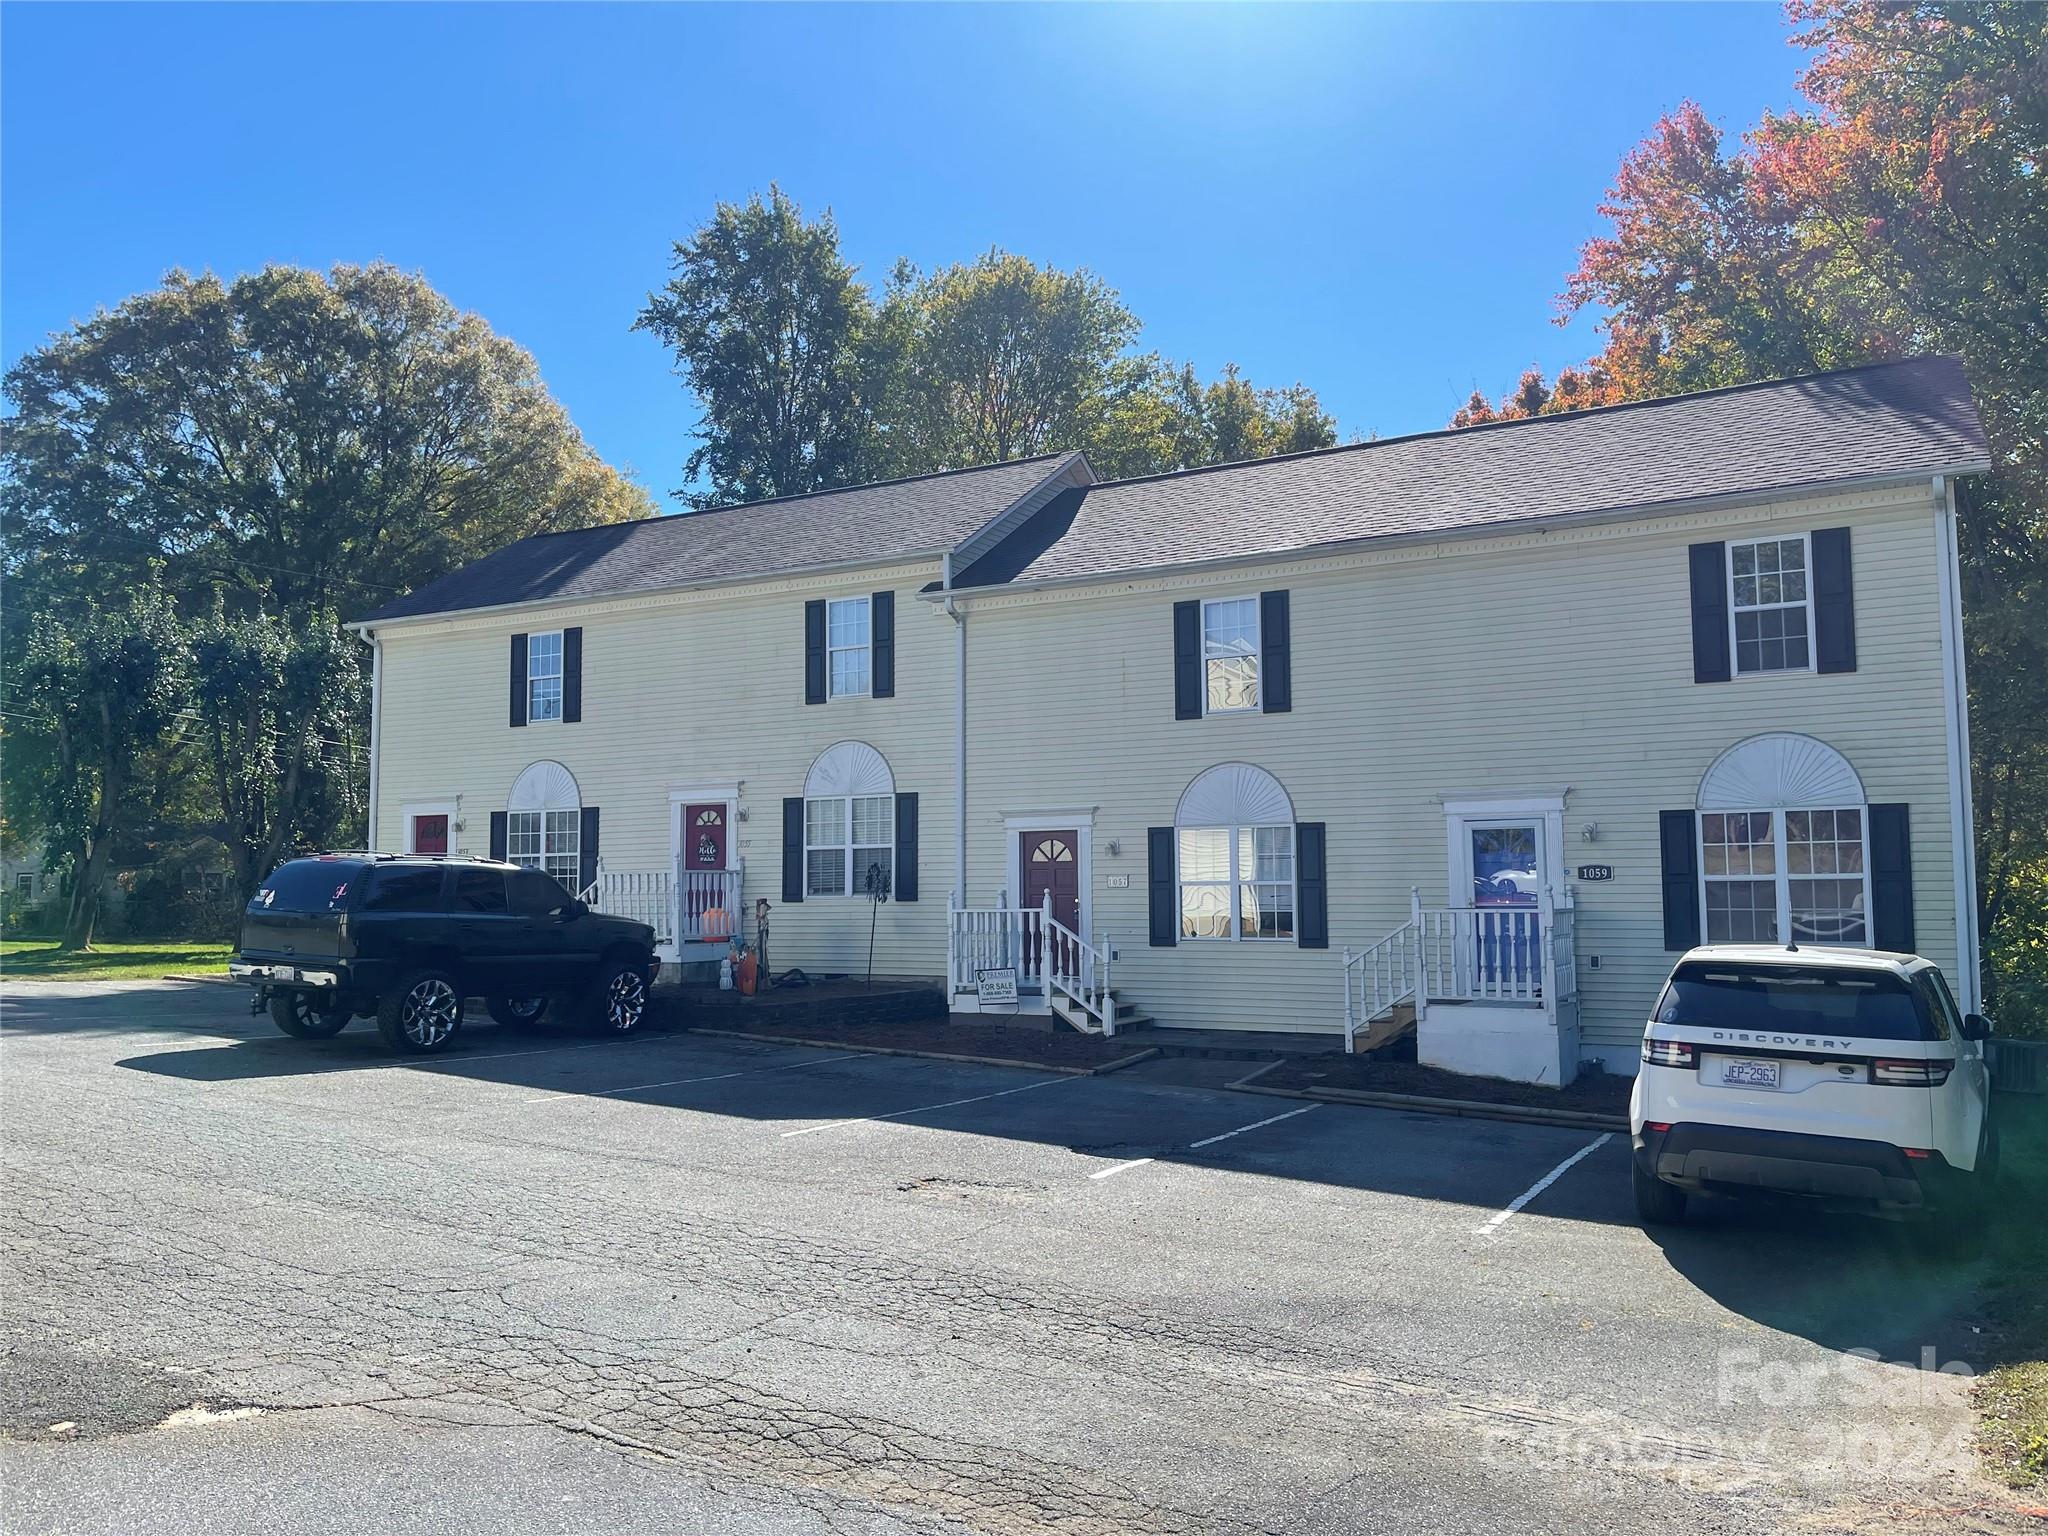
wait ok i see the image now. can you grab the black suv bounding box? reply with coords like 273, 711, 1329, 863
231, 854, 658, 1053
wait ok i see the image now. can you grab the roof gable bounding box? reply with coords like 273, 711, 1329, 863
356, 453, 1074, 624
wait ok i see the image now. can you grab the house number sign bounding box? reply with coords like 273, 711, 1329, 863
1576, 864, 1615, 882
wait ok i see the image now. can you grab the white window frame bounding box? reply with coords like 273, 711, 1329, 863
14, 873, 33, 898
1698, 804, 1872, 948
507, 807, 580, 889
1727, 533, 1816, 678
1200, 594, 1261, 716
1176, 822, 1296, 943
804, 791, 893, 898
527, 630, 565, 722
826, 597, 871, 700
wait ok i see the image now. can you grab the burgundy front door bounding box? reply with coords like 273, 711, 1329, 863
412, 814, 448, 855
684, 804, 727, 871
1021, 831, 1080, 976
683, 804, 729, 938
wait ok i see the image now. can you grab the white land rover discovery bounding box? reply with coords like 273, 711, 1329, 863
1630, 947, 1997, 1228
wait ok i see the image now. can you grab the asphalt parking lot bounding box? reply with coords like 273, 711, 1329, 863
0, 981, 2027, 1535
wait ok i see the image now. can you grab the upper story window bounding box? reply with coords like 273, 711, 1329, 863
527, 631, 564, 721
827, 597, 871, 698
1729, 536, 1812, 675
1202, 597, 1260, 713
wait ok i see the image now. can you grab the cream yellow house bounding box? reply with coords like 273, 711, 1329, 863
351, 357, 1988, 1083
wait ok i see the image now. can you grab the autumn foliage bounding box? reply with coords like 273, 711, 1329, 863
1462, 1, 2047, 1030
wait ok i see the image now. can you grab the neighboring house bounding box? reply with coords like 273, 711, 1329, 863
350, 357, 1988, 1083
2, 851, 48, 909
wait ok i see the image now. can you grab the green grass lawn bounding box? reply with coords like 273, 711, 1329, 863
1977, 1094, 2048, 1491
0, 938, 232, 982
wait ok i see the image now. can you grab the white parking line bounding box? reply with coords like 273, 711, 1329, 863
1088, 1158, 1155, 1181
1186, 1103, 1321, 1150
1089, 1102, 1324, 1181
779, 1075, 1072, 1138
1472, 1132, 1613, 1236
522, 1052, 864, 1105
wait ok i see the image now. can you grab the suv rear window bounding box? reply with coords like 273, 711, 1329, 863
358, 865, 448, 913
252, 860, 363, 914
1653, 961, 1936, 1042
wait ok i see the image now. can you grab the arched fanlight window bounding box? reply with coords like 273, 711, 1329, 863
1174, 763, 1297, 942
1696, 733, 1870, 945
802, 742, 895, 897
507, 760, 581, 886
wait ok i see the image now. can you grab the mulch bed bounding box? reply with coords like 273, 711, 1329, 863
689, 1009, 1152, 1071
1258, 1052, 1634, 1114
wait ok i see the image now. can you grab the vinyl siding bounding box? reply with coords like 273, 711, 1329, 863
372, 561, 953, 979
958, 483, 1961, 1059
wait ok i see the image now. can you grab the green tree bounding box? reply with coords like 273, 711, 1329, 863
635, 186, 876, 507
889, 249, 1141, 469
191, 608, 366, 897
1479, 3, 2048, 1028
3, 262, 649, 899
14, 584, 187, 949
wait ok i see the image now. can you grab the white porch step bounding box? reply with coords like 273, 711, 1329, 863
1049, 991, 1150, 1036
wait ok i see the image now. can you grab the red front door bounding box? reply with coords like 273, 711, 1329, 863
1021, 830, 1081, 980
412, 814, 448, 855
683, 804, 730, 939
684, 804, 727, 871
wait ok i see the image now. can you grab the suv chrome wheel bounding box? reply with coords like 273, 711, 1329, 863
603, 969, 647, 1032
401, 977, 461, 1048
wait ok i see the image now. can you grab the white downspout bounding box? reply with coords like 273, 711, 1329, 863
362, 628, 383, 853
1932, 477, 1982, 1013
944, 553, 967, 908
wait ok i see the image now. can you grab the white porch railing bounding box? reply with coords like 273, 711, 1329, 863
1044, 903, 1114, 1035
580, 858, 746, 948
676, 860, 745, 945
949, 900, 1047, 994
947, 893, 1117, 1035
1342, 885, 1576, 1052
581, 866, 675, 943
1341, 889, 1424, 1053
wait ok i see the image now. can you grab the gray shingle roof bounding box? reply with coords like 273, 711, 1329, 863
356, 453, 1068, 623
954, 356, 1987, 590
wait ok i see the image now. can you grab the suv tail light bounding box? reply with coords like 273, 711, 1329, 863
1642, 1038, 1697, 1069
1871, 1058, 1953, 1087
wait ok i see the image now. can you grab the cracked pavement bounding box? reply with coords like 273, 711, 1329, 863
0, 981, 2030, 1534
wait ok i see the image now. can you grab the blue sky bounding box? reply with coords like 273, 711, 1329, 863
2, 3, 1807, 500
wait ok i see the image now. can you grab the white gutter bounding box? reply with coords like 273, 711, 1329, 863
360, 628, 384, 852
943, 551, 967, 908
1932, 476, 1982, 1013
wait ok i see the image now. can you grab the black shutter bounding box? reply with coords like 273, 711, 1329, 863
804, 600, 827, 705
1811, 527, 1856, 674
1147, 826, 1177, 946
1173, 600, 1201, 720
1869, 804, 1914, 952
562, 626, 583, 722
509, 634, 528, 727
1688, 543, 1731, 684
1261, 589, 1292, 714
578, 808, 599, 894
782, 798, 805, 903
894, 791, 917, 901
1659, 809, 1701, 951
1296, 821, 1327, 948
871, 591, 895, 698
489, 812, 507, 861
